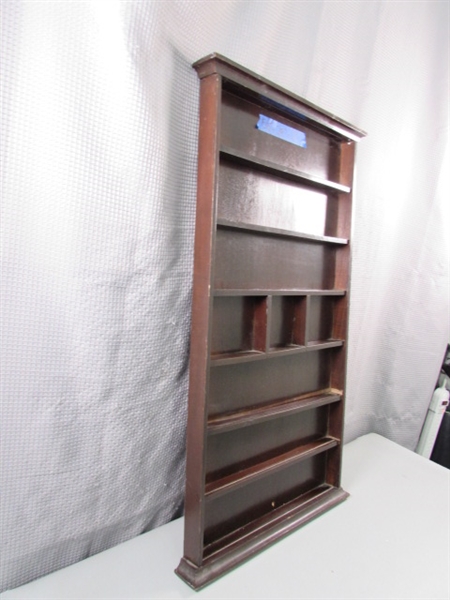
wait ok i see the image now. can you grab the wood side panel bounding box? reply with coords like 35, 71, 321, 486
332, 141, 355, 291
183, 73, 222, 566
326, 142, 357, 487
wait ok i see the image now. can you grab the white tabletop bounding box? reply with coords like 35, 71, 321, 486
2, 433, 449, 599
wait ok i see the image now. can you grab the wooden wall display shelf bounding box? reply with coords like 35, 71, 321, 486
176, 53, 366, 590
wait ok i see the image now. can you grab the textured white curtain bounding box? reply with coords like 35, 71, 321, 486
1, 0, 448, 592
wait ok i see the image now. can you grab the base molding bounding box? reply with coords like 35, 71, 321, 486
175, 485, 348, 590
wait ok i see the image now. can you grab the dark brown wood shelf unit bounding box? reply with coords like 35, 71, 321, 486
176, 53, 366, 590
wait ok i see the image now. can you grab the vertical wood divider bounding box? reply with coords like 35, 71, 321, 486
265, 295, 273, 352
302, 296, 312, 346
253, 296, 269, 353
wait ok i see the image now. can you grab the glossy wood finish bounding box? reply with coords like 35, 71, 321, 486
176, 53, 365, 589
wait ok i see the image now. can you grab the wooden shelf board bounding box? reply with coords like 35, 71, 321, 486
204, 437, 338, 499
217, 217, 348, 245
266, 339, 343, 357
211, 340, 343, 366
220, 146, 351, 194
210, 349, 266, 366
213, 289, 347, 297
307, 339, 344, 349
207, 389, 342, 434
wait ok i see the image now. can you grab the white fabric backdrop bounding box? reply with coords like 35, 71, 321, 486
1, 0, 448, 592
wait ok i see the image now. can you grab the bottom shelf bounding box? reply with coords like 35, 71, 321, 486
175, 484, 348, 590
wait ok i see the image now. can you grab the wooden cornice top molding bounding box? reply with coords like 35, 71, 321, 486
193, 53, 367, 142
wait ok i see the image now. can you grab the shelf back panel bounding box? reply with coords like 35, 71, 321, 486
208, 351, 331, 416
270, 295, 307, 348
221, 91, 335, 181
203, 454, 326, 549
211, 296, 266, 355
308, 296, 335, 343
218, 159, 328, 237
214, 228, 336, 290
205, 406, 328, 480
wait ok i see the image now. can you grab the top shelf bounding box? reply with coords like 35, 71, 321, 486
220, 146, 351, 195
